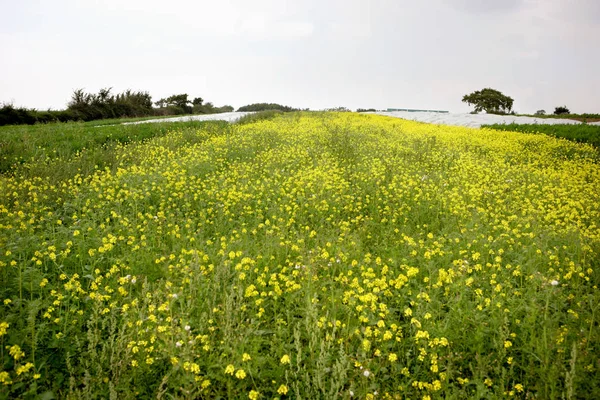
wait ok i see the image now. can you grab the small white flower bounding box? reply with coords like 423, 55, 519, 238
175, 341, 182, 347
172, 293, 178, 299
374, 391, 378, 396
131, 277, 137, 284
363, 369, 371, 377
184, 325, 191, 331
550, 280, 559, 286
349, 390, 354, 397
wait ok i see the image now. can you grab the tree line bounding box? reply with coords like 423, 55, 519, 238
461, 88, 598, 118
0, 88, 235, 126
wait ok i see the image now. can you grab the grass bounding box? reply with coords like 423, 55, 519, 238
1, 112, 599, 399
482, 123, 600, 148
0, 119, 231, 177
517, 114, 600, 123
235, 110, 283, 125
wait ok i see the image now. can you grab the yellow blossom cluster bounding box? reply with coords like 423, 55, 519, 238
0, 113, 598, 397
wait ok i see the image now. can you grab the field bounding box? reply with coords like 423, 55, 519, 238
0, 119, 230, 175
482, 123, 600, 148
1, 113, 599, 399
518, 114, 600, 124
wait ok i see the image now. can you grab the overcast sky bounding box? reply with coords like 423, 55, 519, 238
1, 0, 599, 113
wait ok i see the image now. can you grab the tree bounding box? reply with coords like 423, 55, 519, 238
165, 94, 191, 109
192, 97, 203, 106
554, 106, 570, 115
462, 88, 514, 114
534, 109, 546, 116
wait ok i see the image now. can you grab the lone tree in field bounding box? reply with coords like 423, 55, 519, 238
462, 88, 514, 114
554, 106, 570, 115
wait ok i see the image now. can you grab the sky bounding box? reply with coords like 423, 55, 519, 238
1, 0, 599, 113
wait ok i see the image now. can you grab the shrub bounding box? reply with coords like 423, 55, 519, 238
237, 103, 299, 112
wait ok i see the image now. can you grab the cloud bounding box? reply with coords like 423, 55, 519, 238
237, 14, 314, 39
448, 0, 525, 14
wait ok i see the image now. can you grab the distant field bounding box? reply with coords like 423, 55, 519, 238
0, 119, 230, 176
482, 123, 600, 148
1, 113, 599, 399
519, 114, 600, 123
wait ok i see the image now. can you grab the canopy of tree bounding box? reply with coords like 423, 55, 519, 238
462, 88, 514, 114
237, 103, 299, 112
554, 106, 570, 115
1, 89, 234, 126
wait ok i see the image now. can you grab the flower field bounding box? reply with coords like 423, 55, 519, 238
1, 112, 599, 399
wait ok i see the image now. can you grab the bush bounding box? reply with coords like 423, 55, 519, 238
235, 110, 284, 125
554, 106, 570, 115
237, 103, 299, 112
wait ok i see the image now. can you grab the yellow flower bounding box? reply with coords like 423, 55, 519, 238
235, 369, 247, 379
0, 322, 8, 336
8, 344, 24, 360
16, 362, 34, 375
242, 353, 252, 362
224, 364, 235, 375
277, 384, 288, 395
515, 384, 524, 393
248, 390, 259, 400
504, 340, 512, 349
280, 354, 291, 365
0, 371, 12, 385
388, 353, 398, 362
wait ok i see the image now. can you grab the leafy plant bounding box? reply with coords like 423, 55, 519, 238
462, 88, 514, 114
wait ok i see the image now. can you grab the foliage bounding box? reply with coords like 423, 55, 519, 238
462, 88, 514, 114
154, 94, 193, 114
1, 91, 234, 126
67, 88, 154, 121
482, 123, 600, 148
234, 110, 283, 125
237, 103, 299, 112
519, 113, 600, 123
534, 110, 546, 116
1, 113, 599, 398
356, 108, 377, 112
0, 119, 228, 175
554, 106, 571, 115
325, 107, 351, 112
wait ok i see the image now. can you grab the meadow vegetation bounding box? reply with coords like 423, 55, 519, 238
1, 113, 599, 399
519, 114, 600, 123
483, 123, 600, 148
0, 120, 229, 176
